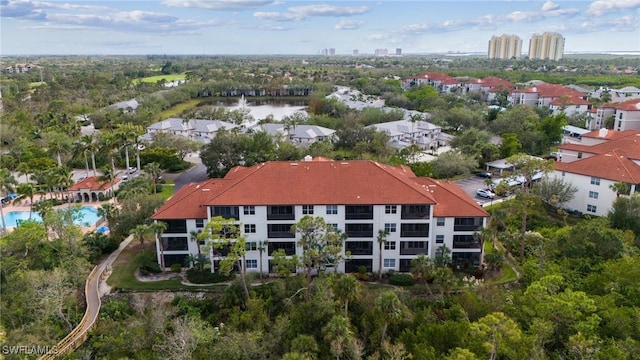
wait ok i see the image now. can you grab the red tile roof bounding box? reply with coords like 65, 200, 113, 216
549, 97, 591, 106
512, 83, 586, 99
152, 159, 487, 220
480, 77, 514, 91
611, 98, 640, 111
558, 130, 640, 160
413, 178, 489, 217
67, 176, 120, 191
556, 150, 640, 183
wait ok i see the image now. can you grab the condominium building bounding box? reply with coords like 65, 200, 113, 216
487, 34, 522, 59
528, 32, 565, 60
151, 158, 489, 273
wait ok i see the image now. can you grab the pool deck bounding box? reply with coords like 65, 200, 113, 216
1, 198, 116, 234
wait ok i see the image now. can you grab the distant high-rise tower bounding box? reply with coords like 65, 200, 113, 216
396, 48, 402, 56
528, 32, 565, 60
487, 34, 522, 59
328, 48, 336, 56
374, 48, 388, 57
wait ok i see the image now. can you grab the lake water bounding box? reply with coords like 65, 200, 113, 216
2, 206, 101, 228
222, 98, 308, 121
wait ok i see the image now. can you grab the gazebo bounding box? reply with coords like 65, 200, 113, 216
66, 176, 121, 202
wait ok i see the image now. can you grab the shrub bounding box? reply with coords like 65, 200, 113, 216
389, 273, 415, 286
170, 263, 182, 273
186, 268, 235, 284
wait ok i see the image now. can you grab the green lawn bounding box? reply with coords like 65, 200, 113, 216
107, 242, 225, 291
133, 74, 186, 85
29, 81, 46, 88
158, 99, 201, 119
157, 182, 175, 200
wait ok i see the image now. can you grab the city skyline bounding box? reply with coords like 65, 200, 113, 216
1, 0, 639, 56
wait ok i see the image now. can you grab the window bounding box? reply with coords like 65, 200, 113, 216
329, 223, 339, 230
619, 112, 623, 119
244, 224, 256, 233
588, 191, 599, 199
384, 223, 396, 233
246, 259, 258, 269
345, 241, 373, 255
385, 205, 397, 214
345, 205, 374, 220
577, 152, 583, 159
268, 241, 296, 255
267, 206, 295, 220
562, 171, 566, 177
211, 206, 239, 219
384, 241, 396, 250
436, 235, 444, 244
454, 217, 482, 231
383, 259, 396, 268
161, 237, 188, 251
243, 206, 255, 215
401, 204, 430, 219
326, 205, 338, 215
436, 217, 445, 226
618, 121, 622, 128
400, 223, 429, 237
302, 205, 314, 215
587, 204, 597, 213
267, 224, 295, 238
195, 219, 204, 228
590, 177, 601, 185
345, 223, 374, 237
246, 242, 257, 251
161, 220, 187, 234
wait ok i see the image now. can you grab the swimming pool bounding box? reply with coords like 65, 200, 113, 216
1, 206, 101, 228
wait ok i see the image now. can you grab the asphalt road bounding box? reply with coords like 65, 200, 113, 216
171, 163, 208, 192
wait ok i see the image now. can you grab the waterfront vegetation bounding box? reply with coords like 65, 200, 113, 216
1, 55, 639, 359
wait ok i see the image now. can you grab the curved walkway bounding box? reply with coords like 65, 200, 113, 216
40, 235, 134, 359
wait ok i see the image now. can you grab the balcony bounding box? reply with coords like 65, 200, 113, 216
345, 224, 373, 238
267, 224, 295, 238
267, 205, 295, 220
453, 217, 483, 232
399, 241, 428, 255
400, 223, 429, 237
453, 235, 481, 249
268, 241, 296, 256
345, 241, 373, 255
345, 205, 374, 220
160, 219, 187, 234
161, 237, 188, 251
210, 206, 239, 220
401, 205, 430, 220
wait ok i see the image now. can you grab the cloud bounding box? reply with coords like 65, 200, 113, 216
161, 0, 276, 11
542, 0, 559, 12
579, 14, 639, 32
586, 0, 640, 16
254, 4, 369, 22
334, 19, 364, 30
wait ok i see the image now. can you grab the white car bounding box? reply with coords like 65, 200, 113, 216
127, 167, 138, 174
476, 189, 495, 199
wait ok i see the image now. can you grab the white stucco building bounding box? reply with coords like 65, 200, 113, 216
151, 158, 489, 273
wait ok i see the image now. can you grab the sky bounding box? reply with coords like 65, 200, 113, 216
1, 0, 639, 55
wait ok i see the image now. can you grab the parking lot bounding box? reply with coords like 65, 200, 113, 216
455, 175, 499, 206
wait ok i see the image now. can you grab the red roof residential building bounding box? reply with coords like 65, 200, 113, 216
151, 158, 488, 272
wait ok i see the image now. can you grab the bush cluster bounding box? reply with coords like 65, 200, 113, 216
389, 273, 415, 286
186, 268, 235, 284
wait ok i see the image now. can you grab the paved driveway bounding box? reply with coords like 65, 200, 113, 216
455, 175, 498, 206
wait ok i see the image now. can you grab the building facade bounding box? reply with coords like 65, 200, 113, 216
528, 32, 565, 60
151, 158, 489, 273
488, 34, 522, 59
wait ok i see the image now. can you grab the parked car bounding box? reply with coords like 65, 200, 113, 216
476, 172, 492, 178
127, 167, 138, 174
476, 189, 495, 199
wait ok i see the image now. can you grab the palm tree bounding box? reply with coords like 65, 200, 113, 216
15, 183, 37, 219
97, 202, 118, 226
44, 131, 73, 167
609, 181, 630, 198
99, 132, 119, 176
15, 162, 30, 183
149, 221, 168, 270
257, 240, 268, 278
99, 166, 118, 205
115, 124, 142, 172
332, 274, 362, 314
376, 229, 389, 280
189, 230, 202, 258
130, 224, 151, 248
143, 162, 162, 194
0, 169, 18, 234
84, 134, 100, 177
76, 135, 95, 178
375, 291, 407, 347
